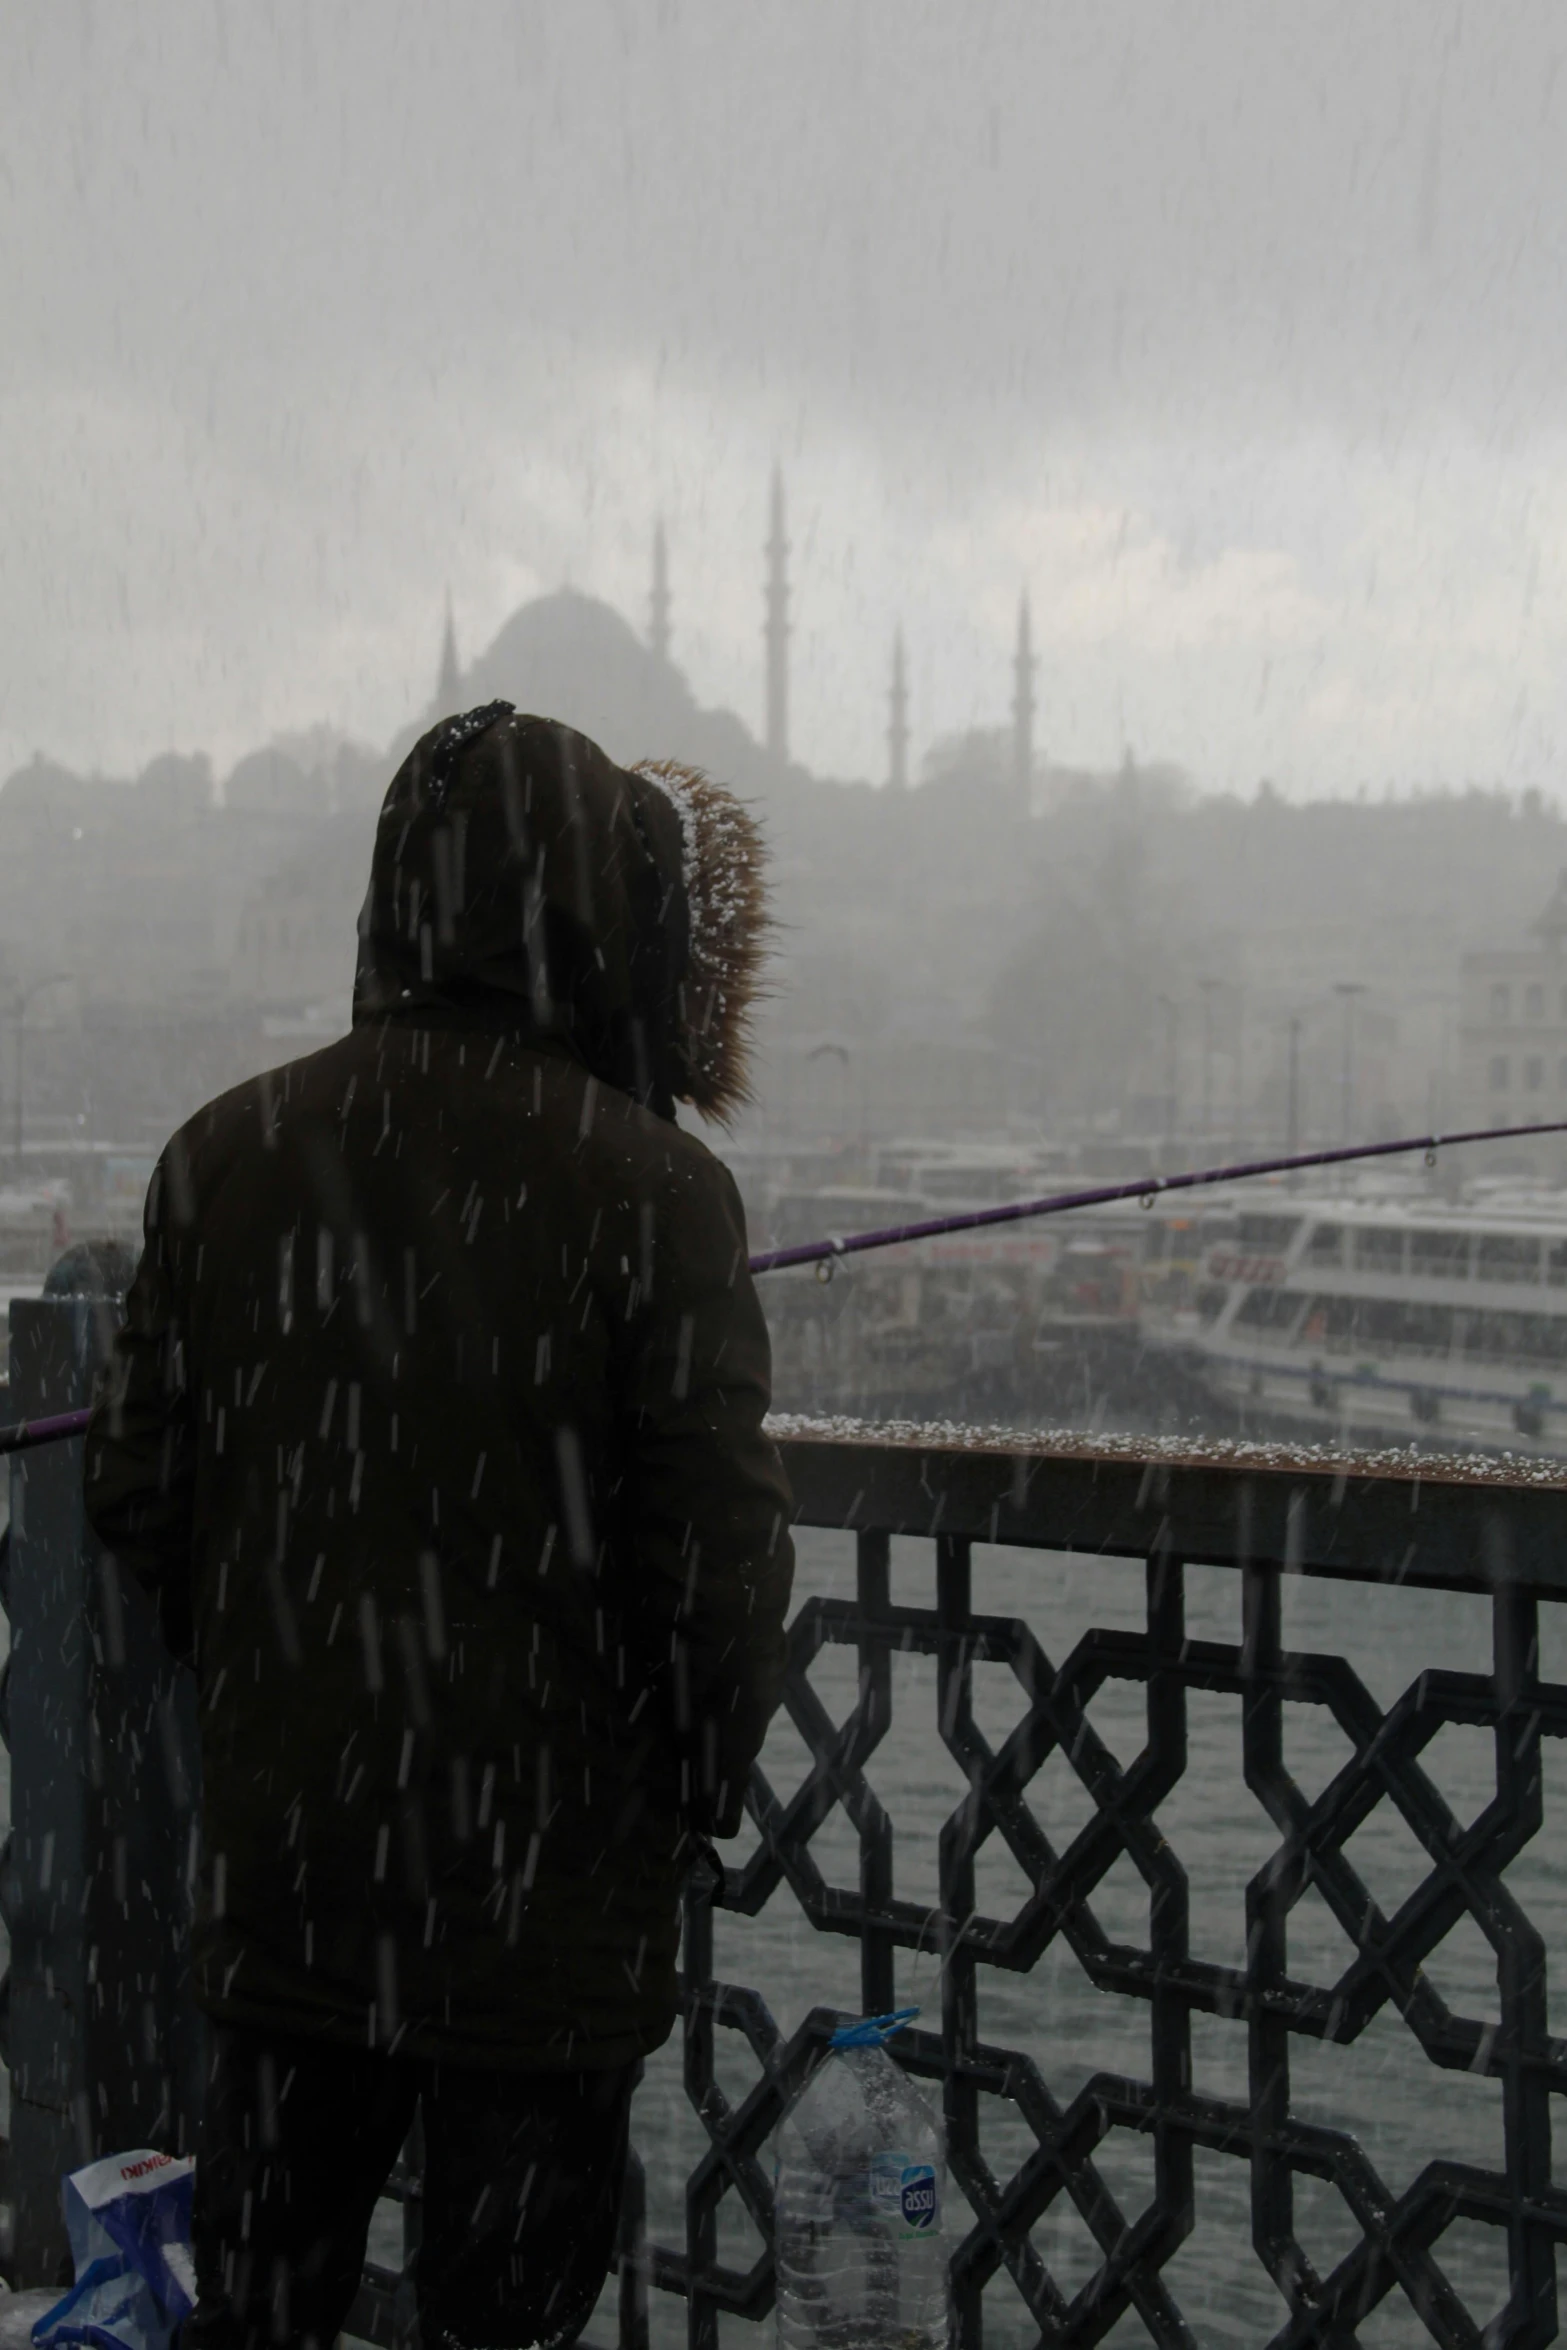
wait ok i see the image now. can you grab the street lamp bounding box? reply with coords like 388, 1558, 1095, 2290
1333, 983, 1367, 1146
1199, 978, 1223, 1138
1285, 1014, 1303, 1156
1156, 994, 1179, 1148
13, 974, 74, 1177
805, 1039, 856, 1153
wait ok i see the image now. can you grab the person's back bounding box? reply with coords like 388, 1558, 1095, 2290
85, 707, 794, 2349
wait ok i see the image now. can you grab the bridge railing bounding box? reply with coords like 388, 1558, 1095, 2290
649, 1423, 1567, 2350
4, 1291, 1567, 2343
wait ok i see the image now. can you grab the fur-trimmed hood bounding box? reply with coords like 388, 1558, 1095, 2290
353, 705, 767, 1123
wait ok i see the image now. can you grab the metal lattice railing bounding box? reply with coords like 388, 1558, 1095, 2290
613, 1428, 1567, 2350
6, 1291, 1567, 2343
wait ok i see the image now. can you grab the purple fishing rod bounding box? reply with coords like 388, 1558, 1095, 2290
746, 1115, 1567, 1273
5, 1113, 1567, 1460
0, 1406, 95, 1456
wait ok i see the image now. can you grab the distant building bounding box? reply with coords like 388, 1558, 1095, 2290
230, 812, 369, 1010
1455, 868, 1567, 1155
224, 744, 322, 818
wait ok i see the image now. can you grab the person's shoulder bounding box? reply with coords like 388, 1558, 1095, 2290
561, 1074, 748, 1253
156, 1035, 364, 1216
576, 1077, 733, 1192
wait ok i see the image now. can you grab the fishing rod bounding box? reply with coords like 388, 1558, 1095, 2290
746, 1115, 1567, 1271
0, 1406, 97, 1458
6, 1113, 1567, 1461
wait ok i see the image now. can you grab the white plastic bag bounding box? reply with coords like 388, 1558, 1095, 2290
31, 2151, 195, 2350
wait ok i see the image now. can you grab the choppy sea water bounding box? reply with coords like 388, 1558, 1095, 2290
552, 1523, 1567, 2350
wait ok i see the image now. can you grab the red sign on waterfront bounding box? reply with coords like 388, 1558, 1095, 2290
1206, 1251, 1287, 1285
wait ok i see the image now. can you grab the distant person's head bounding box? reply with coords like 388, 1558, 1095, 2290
354, 705, 769, 1124
45, 1237, 138, 1299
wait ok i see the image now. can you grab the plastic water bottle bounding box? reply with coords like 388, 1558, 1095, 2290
775, 2009, 949, 2350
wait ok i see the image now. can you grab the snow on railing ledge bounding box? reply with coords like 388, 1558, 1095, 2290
767, 1408, 1567, 1488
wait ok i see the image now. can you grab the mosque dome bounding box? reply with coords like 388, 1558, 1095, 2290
407, 586, 770, 795
460, 589, 695, 766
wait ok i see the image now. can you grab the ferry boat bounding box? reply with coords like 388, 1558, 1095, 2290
1143, 1187, 1567, 1455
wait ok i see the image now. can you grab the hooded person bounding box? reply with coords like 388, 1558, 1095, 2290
83, 704, 795, 2350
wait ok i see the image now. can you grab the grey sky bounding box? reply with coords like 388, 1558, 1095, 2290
4, 0, 1566, 792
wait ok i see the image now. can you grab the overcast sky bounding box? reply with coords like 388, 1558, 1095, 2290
5, 0, 1567, 795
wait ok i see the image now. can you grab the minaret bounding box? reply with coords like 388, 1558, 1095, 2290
436, 595, 461, 710
764, 466, 789, 766
649, 518, 671, 665
1011, 589, 1036, 814
887, 627, 910, 791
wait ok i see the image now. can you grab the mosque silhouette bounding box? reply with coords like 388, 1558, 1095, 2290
412, 468, 1038, 805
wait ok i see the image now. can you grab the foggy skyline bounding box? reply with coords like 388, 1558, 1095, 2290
6, 1, 1567, 795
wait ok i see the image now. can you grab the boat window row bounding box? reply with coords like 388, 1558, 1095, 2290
1145, 1215, 1239, 1264
1487, 1052, 1567, 1093
1488, 980, 1567, 1022
1234, 1286, 1567, 1366
1301, 1224, 1567, 1284
1235, 1213, 1300, 1248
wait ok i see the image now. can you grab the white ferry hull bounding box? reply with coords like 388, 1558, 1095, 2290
1142, 1188, 1567, 1461
1171, 1333, 1563, 1456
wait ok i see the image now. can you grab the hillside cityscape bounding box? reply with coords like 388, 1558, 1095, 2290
3, 477, 1564, 1220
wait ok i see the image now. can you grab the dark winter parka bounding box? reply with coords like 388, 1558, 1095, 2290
83, 707, 794, 2071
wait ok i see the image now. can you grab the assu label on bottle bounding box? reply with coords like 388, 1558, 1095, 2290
899, 2164, 938, 2235
869, 2157, 939, 2238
